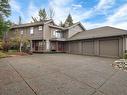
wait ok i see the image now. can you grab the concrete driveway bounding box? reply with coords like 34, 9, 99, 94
0, 54, 127, 95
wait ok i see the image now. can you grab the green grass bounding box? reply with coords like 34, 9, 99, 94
7, 50, 18, 55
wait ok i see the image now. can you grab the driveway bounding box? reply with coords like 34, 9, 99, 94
0, 54, 127, 95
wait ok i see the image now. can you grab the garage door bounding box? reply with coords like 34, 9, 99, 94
69, 41, 81, 54
82, 40, 94, 55
99, 39, 119, 57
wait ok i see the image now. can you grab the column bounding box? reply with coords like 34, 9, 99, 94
30, 40, 33, 52
46, 40, 50, 51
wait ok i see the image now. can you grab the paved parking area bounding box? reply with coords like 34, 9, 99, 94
0, 54, 127, 95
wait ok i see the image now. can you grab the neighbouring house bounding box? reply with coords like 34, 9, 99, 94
9, 19, 127, 58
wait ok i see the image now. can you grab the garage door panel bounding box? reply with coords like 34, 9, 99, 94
83, 40, 94, 55
69, 41, 81, 54
99, 39, 119, 57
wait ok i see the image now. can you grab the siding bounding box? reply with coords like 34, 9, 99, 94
68, 25, 84, 38
9, 26, 43, 40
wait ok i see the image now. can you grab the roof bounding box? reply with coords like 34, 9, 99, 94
65, 22, 86, 31
68, 26, 127, 41
11, 19, 53, 29
49, 25, 65, 30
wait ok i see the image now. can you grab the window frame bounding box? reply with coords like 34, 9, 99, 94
30, 27, 34, 34
20, 30, 23, 35
38, 26, 42, 31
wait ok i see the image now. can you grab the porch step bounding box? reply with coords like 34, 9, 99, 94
33, 51, 65, 54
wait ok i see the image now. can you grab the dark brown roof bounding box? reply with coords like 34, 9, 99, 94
68, 26, 127, 40
11, 19, 53, 29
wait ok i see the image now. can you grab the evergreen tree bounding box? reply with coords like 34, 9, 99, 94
0, 0, 11, 39
59, 21, 64, 27
32, 8, 47, 22
64, 14, 73, 27
39, 8, 47, 21
18, 16, 22, 25
49, 8, 55, 19
32, 16, 38, 22
0, 0, 11, 17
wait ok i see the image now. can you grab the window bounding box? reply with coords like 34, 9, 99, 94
39, 26, 42, 30
56, 32, 61, 38
53, 30, 62, 38
30, 27, 34, 34
21, 30, 23, 35
53, 31, 56, 36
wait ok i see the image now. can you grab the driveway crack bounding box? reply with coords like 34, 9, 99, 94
7, 61, 38, 95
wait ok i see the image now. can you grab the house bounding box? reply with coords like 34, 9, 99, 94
9, 19, 85, 52
9, 19, 127, 58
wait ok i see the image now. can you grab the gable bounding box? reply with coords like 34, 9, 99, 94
68, 24, 84, 38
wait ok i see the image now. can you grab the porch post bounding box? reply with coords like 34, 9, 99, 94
30, 40, 33, 52
46, 40, 50, 51
57, 42, 58, 52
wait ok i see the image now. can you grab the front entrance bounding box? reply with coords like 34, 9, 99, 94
51, 41, 64, 52
32, 40, 45, 52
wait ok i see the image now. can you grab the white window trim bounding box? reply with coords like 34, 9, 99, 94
52, 30, 62, 38
21, 30, 23, 35
39, 26, 42, 30
30, 27, 34, 34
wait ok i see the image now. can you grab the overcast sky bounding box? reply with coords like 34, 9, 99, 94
9, 0, 127, 30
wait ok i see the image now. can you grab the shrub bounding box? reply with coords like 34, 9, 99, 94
0, 52, 7, 58
0, 41, 3, 50
123, 53, 127, 59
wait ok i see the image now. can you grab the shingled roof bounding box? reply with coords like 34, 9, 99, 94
11, 19, 53, 29
68, 26, 127, 41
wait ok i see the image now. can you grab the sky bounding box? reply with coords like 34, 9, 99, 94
9, 0, 127, 30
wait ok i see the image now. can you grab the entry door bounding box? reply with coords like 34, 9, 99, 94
58, 42, 64, 52
35, 41, 39, 51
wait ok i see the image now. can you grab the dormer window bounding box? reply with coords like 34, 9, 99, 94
39, 26, 42, 30
30, 27, 34, 34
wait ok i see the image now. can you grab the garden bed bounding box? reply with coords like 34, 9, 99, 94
0, 50, 31, 59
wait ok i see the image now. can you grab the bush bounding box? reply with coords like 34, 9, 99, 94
0, 39, 3, 50
123, 53, 127, 59
0, 52, 7, 58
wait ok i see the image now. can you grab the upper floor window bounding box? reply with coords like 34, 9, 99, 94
21, 30, 23, 35
30, 27, 34, 34
53, 30, 62, 38
38, 26, 42, 30
56, 32, 61, 38
53, 31, 56, 36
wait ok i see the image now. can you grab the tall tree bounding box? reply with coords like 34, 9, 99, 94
0, 0, 11, 17
59, 21, 64, 27
49, 8, 55, 19
18, 16, 22, 25
0, 17, 11, 38
0, 0, 11, 39
39, 8, 47, 21
64, 14, 73, 27
32, 8, 47, 22
31, 16, 38, 22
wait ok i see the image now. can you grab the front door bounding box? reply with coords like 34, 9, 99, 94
35, 41, 39, 51
58, 42, 64, 52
